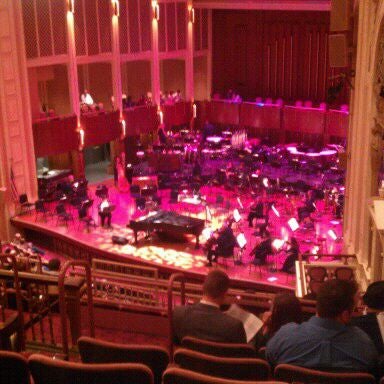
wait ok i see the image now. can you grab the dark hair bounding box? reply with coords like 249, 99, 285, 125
203, 270, 230, 299
316, 279, 358, 318
47, 258, 61, 271
362, 280, 384, 310
268, 293, 302, 336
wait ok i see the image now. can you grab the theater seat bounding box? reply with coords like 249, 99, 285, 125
78, 336, 169, 384
274, 364, 376, 384
0, 351, 30, 384
28, 354, 153, 384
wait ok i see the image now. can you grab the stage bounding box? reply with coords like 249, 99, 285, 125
11, 175, 344, 293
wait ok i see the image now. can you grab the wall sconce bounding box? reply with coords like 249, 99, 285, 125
121, 119, 126, 138
192, 103, 197, 118
152, 1, 160, 21
79, 128, 85, 150
188, 7, 195, 24
111, 0, 119, 17
67, 0, 75, 13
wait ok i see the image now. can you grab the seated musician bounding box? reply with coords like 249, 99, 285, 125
250, 235, 273, 266
204, 231, 219, 267
215, 220, 237, 261
248, 201, 265, 228
98, 198, 112, 228
281, 237, 300, 274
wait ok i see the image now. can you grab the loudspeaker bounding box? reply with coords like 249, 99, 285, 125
112, 235, 129, 245
328, 34, 348, 68
330, 0, 349, 31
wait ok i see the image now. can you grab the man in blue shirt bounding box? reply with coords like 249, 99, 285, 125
266, 279, 378, 373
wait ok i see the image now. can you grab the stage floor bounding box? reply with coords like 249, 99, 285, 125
11, 178, 344, 292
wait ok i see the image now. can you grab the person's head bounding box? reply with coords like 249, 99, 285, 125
316, 279, 358, 324
268, 293, 303, 335
48, 258, 61, 272
362, 280, 384, 311
202, 270, 230, 305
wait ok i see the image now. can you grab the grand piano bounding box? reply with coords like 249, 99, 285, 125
128, 210, 205, 249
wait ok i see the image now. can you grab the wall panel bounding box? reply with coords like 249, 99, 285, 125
212, 10, 346, 104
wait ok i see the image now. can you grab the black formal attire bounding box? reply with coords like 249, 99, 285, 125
281, 241, 299, 273
350, 313, 384, 355
250, 238, 273, 265
172, 302, 246, 345
216, 226, 237, 258
248, 202, 265, 228
98, 204, 112, 227
204, 236, 218, 265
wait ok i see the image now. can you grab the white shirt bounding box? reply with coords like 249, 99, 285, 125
81, 92, 94, 105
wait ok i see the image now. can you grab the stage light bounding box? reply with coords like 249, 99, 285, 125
237, 197, 244, 209
192, 103, 197, 118
202, 227, 213, 240
288, 218, 299, 232
267, 276, 278, 282
236, 233, 247, 249
157, 108, 163, 125
67, 0, 75, 13
111, 0, 119, 17
188, 6, 195, 23
271, 204, 280, 217
233, 209, 241, 223
152, 1, 160, 21
79, 128, 85, 150
272, 239, 285, 251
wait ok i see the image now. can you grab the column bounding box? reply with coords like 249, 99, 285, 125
0, 0, 38, 239
185, 1, 194, 101
151, 1, 161, 105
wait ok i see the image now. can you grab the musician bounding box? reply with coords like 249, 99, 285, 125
250, 235, 273, 266
204, 231, 219, 267
98, 198, 112, 228
248, 201, 265, 228
216, 220, 237, 261
281, 237, 300, 274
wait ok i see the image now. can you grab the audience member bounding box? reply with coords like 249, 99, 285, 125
253, 293, 302, 350
266, 279, 378, 373
351, 281, 384, 354
172, 269, 246, 344
281, 237, 299, 273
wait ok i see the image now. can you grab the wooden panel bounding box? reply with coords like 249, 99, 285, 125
194, 8, 201, 51
123, 105, 158, 136
85, 0, 99, 55
22, 0, 38, 58
158, 3, 166, 52
36, 0, 53, 56
119, 0, 129, 54
33, 115, 78, 157
177, 2, 186, 50
129, 0, 140, 53
212, 10, 345, 104
74, 0, 86, 55
201, 9, 208, 49
208, 100, 240, 125
163, 101, 192, 128
326, 109, 348, 141
51, 0, 67, 55
166, 3, 176, 51
140, 0, 152, 51
81, 110, 121, 147
98, 0, 112, 53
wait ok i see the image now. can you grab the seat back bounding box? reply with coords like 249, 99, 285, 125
19, 194, 28, 204
274, 364, 376, 384
56, 204, 66, 215
181, 336, 256, 357
334, 267, 354, 281
28, 354, 153, 384
308, 266, 327, 282
78, 336, 169, 384
0, 351, 30, 384
173, 348, 270, 381
163, 367, 284, 384
35, 200, 45, 211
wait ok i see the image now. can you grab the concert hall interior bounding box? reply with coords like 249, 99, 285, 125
0, 0, 383, 368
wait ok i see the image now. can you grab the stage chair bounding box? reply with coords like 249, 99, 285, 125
130, 184, 141, 198
135, 197, 147, 211
78, 204, 96, 232
55, 203, 74, 227
181, 336, 256, 358
78, 336, 169, 384
304, 100, 313, 108
18, 194, 34, 215
163, 367, 286, 384
173, 348, 270, 381
334, 266, 354, 281
28, 354, 153, 384
34, 199, 48, 222
0, 351, 30, 384
274, 364, 376, 384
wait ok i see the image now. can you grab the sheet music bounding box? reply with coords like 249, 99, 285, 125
225, 304, 263, 342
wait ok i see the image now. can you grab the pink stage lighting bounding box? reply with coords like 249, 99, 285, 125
288, 218, 299, 231
272, 239, 285, 251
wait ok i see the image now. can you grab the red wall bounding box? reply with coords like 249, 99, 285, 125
212, 10, 348, 104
